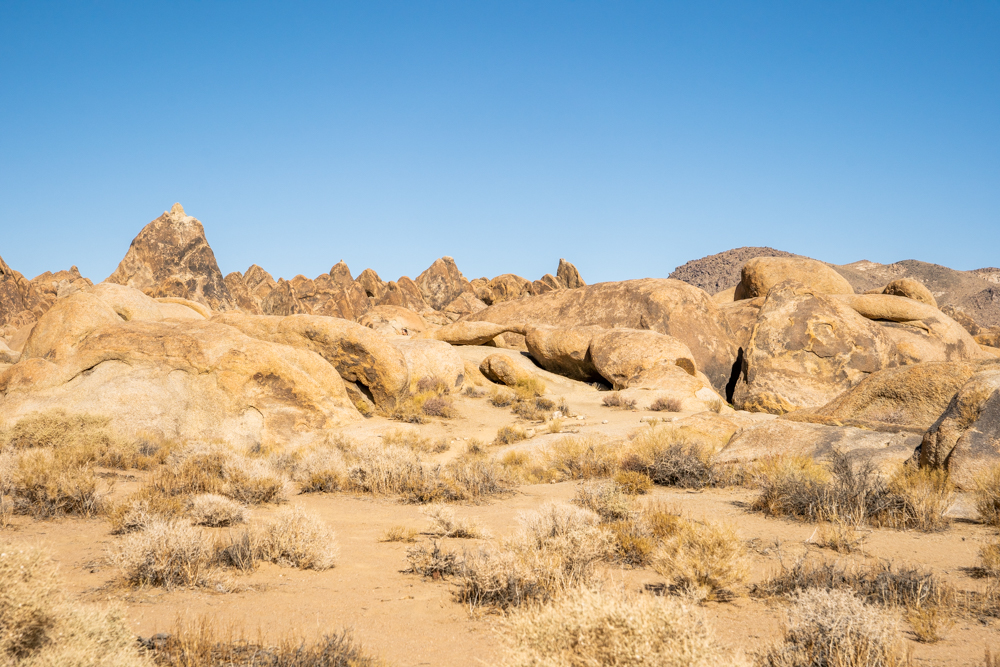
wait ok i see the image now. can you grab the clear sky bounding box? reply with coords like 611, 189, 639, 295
1, 2, 998, 286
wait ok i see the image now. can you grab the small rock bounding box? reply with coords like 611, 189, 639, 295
553, 411, 563, 419
601, 420, 608, 424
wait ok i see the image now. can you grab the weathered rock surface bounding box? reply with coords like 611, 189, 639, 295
0, 254, 46, 331
557, 259, 585, 289
524, 325, 603, 382
588, 329, 697, 389
479, 353, 534, 388
733, 282, 898, 414
670, 247, 797, 295
359, 305, 428, 336
442, 292, 487, 320
355, 268, 387, 300
785, 361, 992, 432
377, 277, 431, 313
213, 312, 410, 410
467, 279, 738, 393
482, 274, 533, 306
718, 420, 921, 470
878, 278, 937, 308
390, 338, 464, 392
532, 274, 564, 295
718, 297, 764, 352
415, 257, 472, 311
920, 369, 1000, 488
106, 204, 235, 310
417, 320, 523, 346
736, 256, 855, 300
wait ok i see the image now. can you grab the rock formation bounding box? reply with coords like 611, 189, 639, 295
106, 203, 235, 311
557, 259, 585, 289
415, 257, 472, 311
0, 254, 46, 332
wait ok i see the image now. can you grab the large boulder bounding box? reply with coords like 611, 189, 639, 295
376, 277, 430, 313
833, 294, 988, 364
30, 266, 93, 305
105, 203, 235, 310
524, 325, 603, 382
669, 246, 798, 295
390, 338, 464, 392
717, 420, 920, 471
481, 274, 533, 305
3, 292, 360, 446
0, 254, 45, 331
878, 278, 937, 308
467, 279, 738, 393
415, 257, 472, 311
417, 320, 523, 346
718, 297, 764, 352
479, 353, 534, 388
735, 256, 854, 300
531, 274, 564, 295
359, 305, 428, 336
733, 282, 899, 414
356, 268, 387, 300
557, 259, 586, 289
786, 361, 993, 432
442, 292, 488, 320
920, 369, 1000, 488
213, 312, 410, 410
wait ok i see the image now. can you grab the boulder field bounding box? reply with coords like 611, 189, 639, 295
3, 204, 1000, 487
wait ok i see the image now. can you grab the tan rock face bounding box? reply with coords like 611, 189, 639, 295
736, 256, 854, 300
260, 279, 303, 316
719, 297, 764, 352
531, 274, 564, 295
417, 320, 522, 346
391, 338, 464, 392
588, 329, 697, 389
834, 294, 987, 364
978, 331, 1000, 348
213, 312, 410, 411
415, 257, 472, 311
30, 266, 93, 305
377, 277, 430, 313
442, 292, 487, 320
920, 369, 1000, 488
468, 279, 738, 393
105, 203, 235, 310
483, 274, 533, 305
479, 353, 533, 387
557, 259, 585, 289
359, 305, 428, 337
881, 278, 937, 308
0, 254, 46, 330
733, 282, 899, 414
524, 325, 603, 382
787, 361, 992, 432
355, 268, 387, 300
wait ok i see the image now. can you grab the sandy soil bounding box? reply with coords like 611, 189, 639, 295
3, 347, 999, 666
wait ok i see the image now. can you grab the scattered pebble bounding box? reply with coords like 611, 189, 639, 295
601, 420, 608, 424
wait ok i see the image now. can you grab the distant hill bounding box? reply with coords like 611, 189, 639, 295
669, 248, 1000, 328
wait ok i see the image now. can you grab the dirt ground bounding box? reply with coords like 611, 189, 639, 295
3, 346, 999, 666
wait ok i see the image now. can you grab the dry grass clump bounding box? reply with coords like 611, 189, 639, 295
0, 544, 152, 667
815, 519, 866, 554
501, 586, 750, 667
602, 391, 637, 410
512, 397, 551, 421
107, 487, 185, 534
489, 385, 517, 407
291, 446, 348, 493
542, 435, 617, 480
752, 453, 953, 532
975, 464, 1000, 526
382, 429, 449, 453
421, 395, 456, 418
148, 448, 287, 506
906, 606, 954, 643
405, 541, 460, 578
463, 385, 486, 398
573, 480, 634, 522
513, 377, 546, 400
979, 539, 1000, 576
253, 506, 338, 570
434, 454, 517, 502
345, 443, 428, 496
142, 617, 381, 667
650, 396, 684, 412
606, 518, 656, 567
187, 494, 246, 527
379, 525, 418, 543
111, 518, 217, 589
614, 469, 653, 495
760, 589, 907, 667
421, 505, 488, 538
621, 427, 717, 489
494, 424, 527, 446
651, 517, 750, 601
8, 448, 105, 518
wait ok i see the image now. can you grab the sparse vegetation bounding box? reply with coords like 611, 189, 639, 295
111, 518, 217, 589
650, 396, 683, 412
573, 480, 634, 522
980, 539, 1000, 576
489, 386, 516, 407
253, 505, 338, 570
975, 464, 1000, 527
602, 391, 636, 410
382, 429, 449, 453
542, 435, 617, 480
8, 449, 105, 518
494, 424, 527, 446
421, 505, 488, 538
651, 517, 749, 600
614, 469, 654, 495
501, 586, 750, 667
621, 428, 716, 489
405, 541, 459, 578
422, 395, 456, 418
379, 525, 418, 543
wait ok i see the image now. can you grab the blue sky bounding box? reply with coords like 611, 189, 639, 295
1, 2, 997, 285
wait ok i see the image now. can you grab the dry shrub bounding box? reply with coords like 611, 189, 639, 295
9, 449, 105, 518
975, 464, 1000, 527
651, 518, 749, 600
436, 454, 517, 502
644, 501, 687, 539
606, 518, 655, 567
142, 616, 381, 667
650, 396, 684, 412
463, 385, 485, 398
0, 544, 151, 666
750, 456, 831, 519
489, 386, 517, 407
878, 466, 953, 531
379, 525, 418, 543
573, 480, 634, 522
292, 447, 348, 493
602, 391, 636, 409
543, 435, 617, 480
345, 444, 428, 496
546, 418, 564, 434
416, 376, 449, 394
622, 427, 716, 489
906, 606, 953, 643
223, 457, 286, 505
512, 399, 546, 421
501, 586, 750, 667
422, 395, 456, 418
494, 425, 527, 446
456, 503, 609, 610
980, 539, 1000, 576
405, 541, 459, 578
614, 470, 653, 495
254, 506, 338, 570
421, 505, 488, 538
816, 519, 865, 554
760, 589, 907, 667
513, 377, 546, 400
111, 519, 216, 588
187, 494, 246, 527
382, 429, 448, 454
107, 487, 185, 534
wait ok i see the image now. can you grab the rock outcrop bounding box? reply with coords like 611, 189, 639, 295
557, 259, 585, 289
669, 247, 797, 295
0, 254, 46, 331
736, 256, 854, 300
391, 338, 464, 392
415, 257, 472, 311
479, 353, 534, 388
106, 204, 234, 311
468, 279, 738, 393
359, 305, 428, 336
733, 282, 898, 414
877, 278, 937, 308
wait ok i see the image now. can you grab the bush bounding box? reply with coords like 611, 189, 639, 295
421, 505, 487, 538
292, 447, 348, 493
422, 395, 456, 418
513, 377, 546, 400
382, 429, 448, 453
650, 396, 683, 412
651, 518, 749, 600
107, 487, 185, 534
982, 540, 1000, 576
111, 519, 216, 588
405, 541, 459, 578
255, 506, 338, 570
222, 457, 287, 505
187, 494, 246, 527
345, 444, 428, 496
602, 391, 636, 409
614, 470, 653, 495
622, 428, 716, 489
494, 425, 527, 446
501, 586, 751, 667
760, 589, 907, 667
543, 435, 617, 480
573, 480, 634, 522
975, 464, 1000, 527
438, 455, 517, 502
489, 386, 517, 407
379, 525, 418, 543
0, 544, 151, 666
607, 518, 656, 566
9, 449, 105, 518
512, 399, 546, 421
